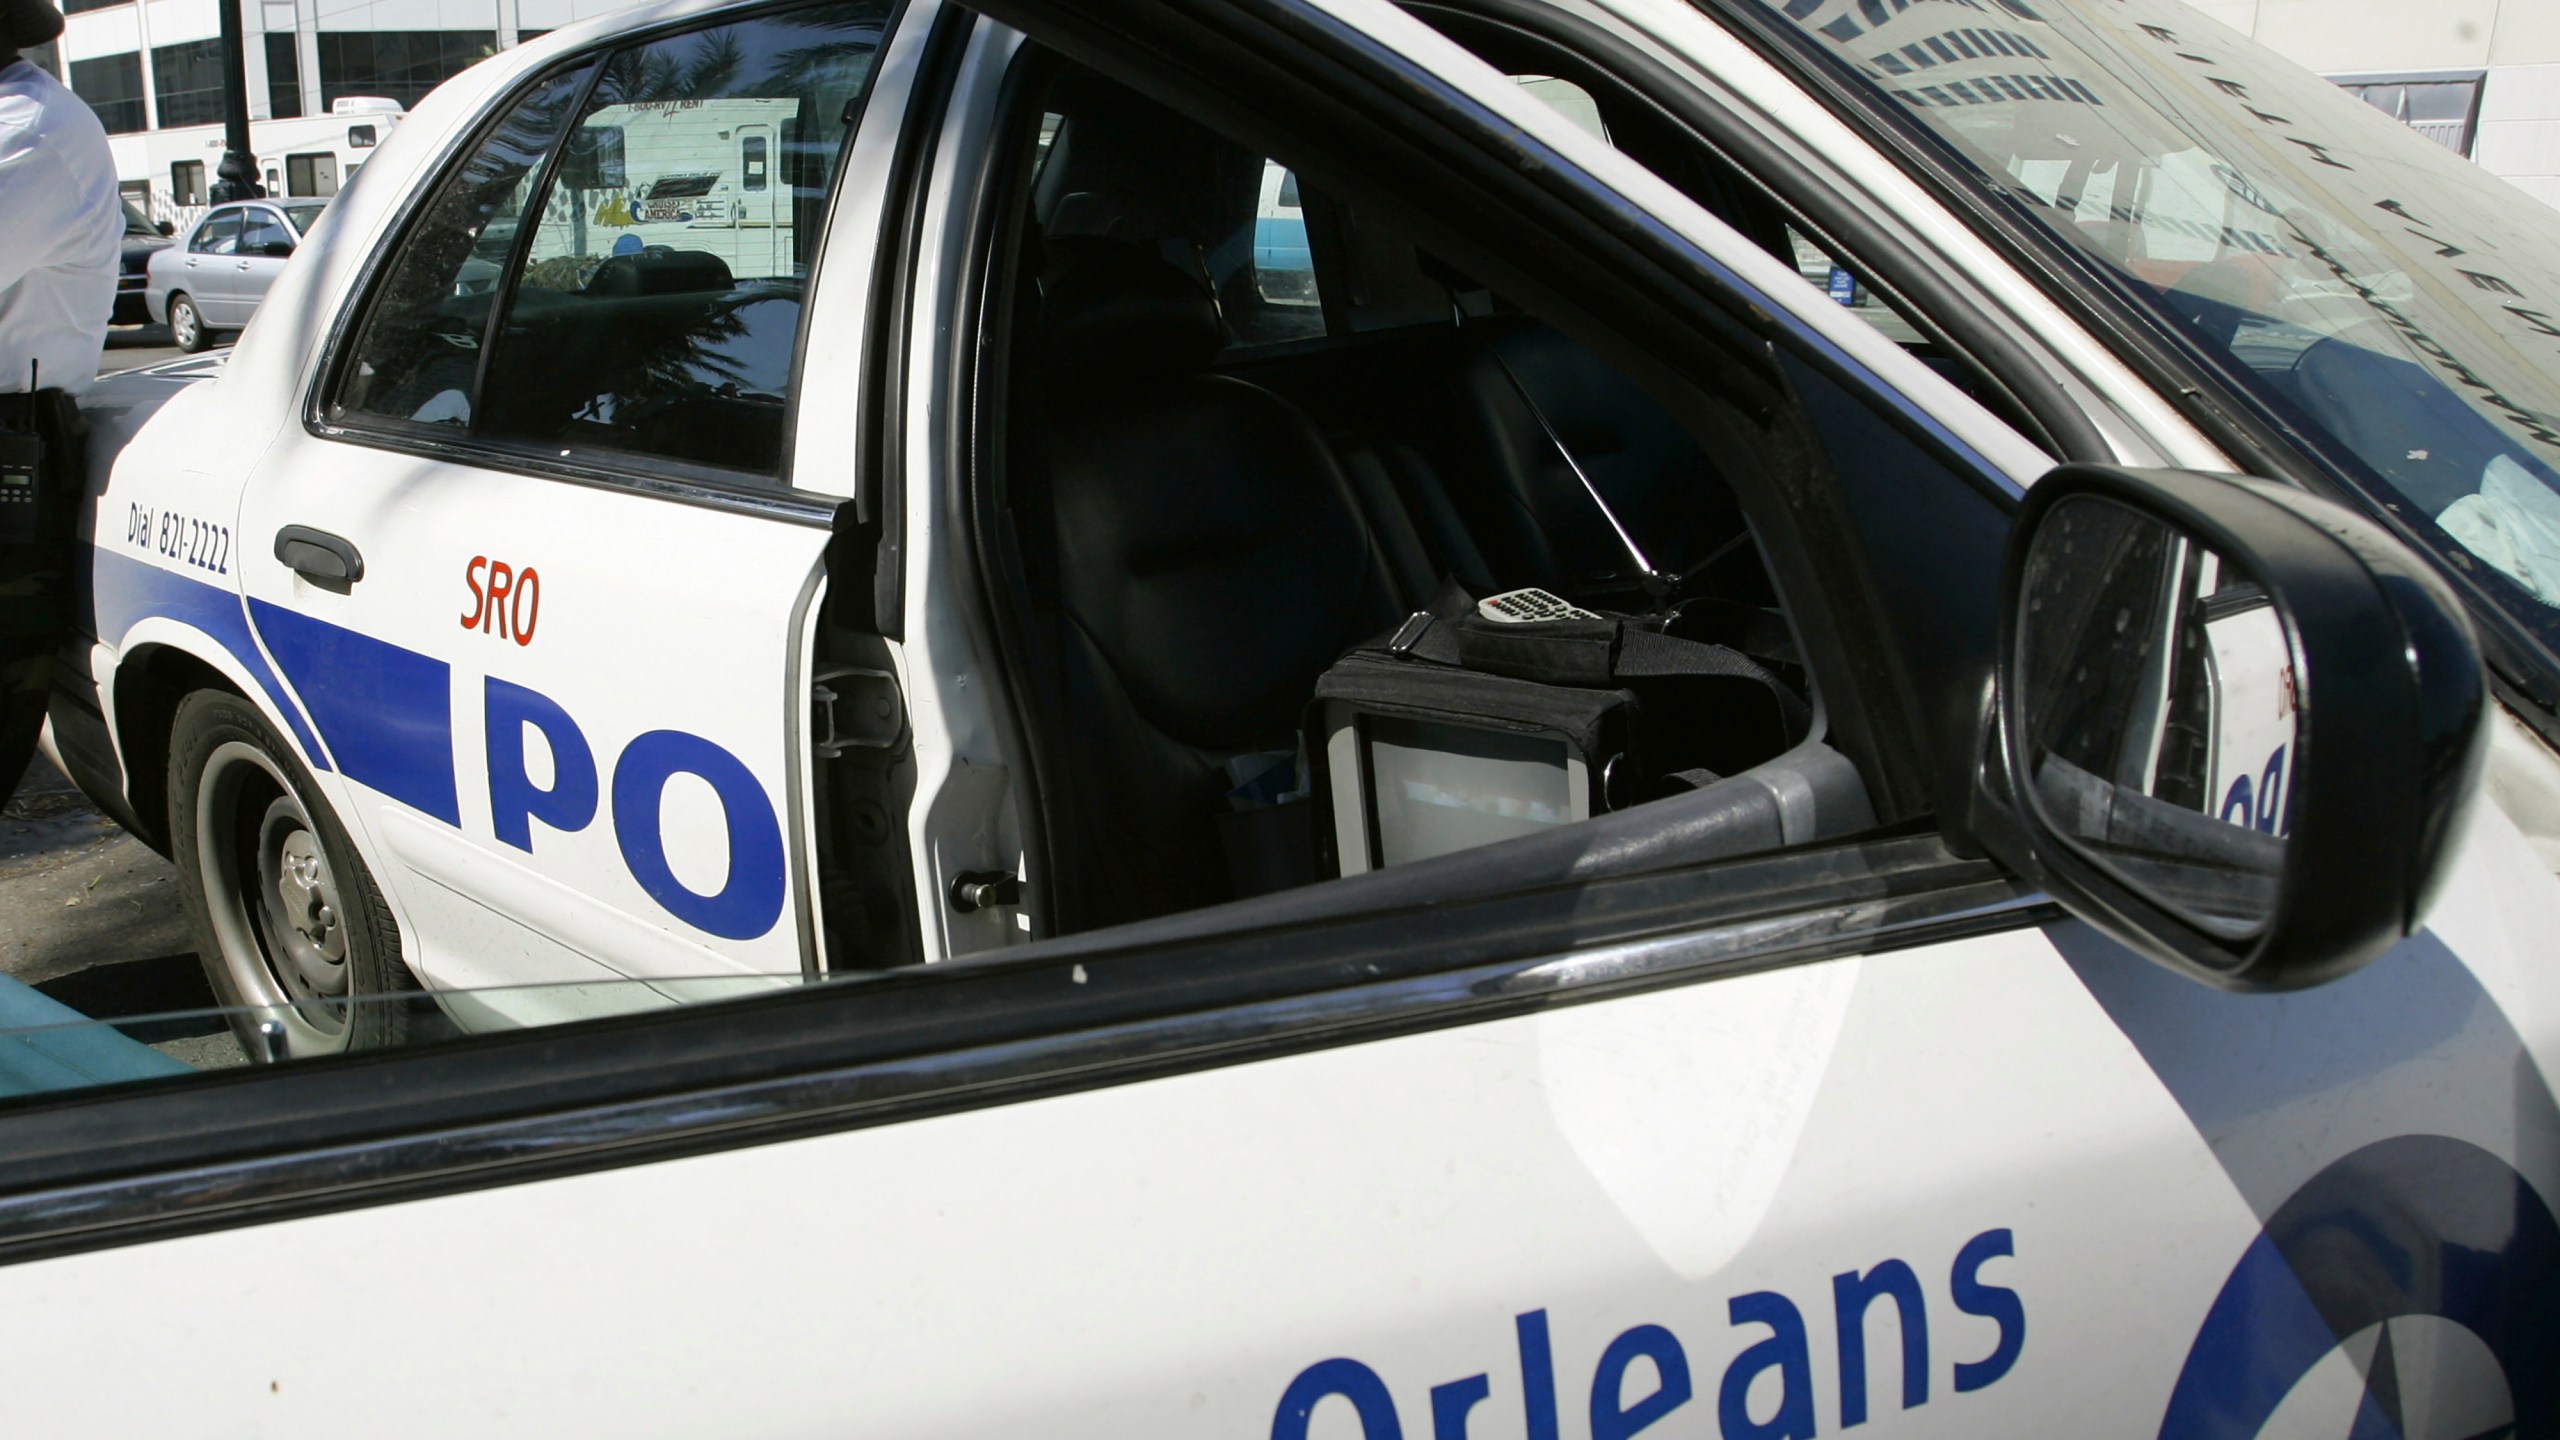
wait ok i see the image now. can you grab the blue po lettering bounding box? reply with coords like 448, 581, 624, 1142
1273, 1358, 1403, 1440
610, 729, 786, 941
1951, 1228, 2026, 1392
485, 677, 598, 851
1589, 1324, 1690, 1440
1833, 1259, 1928, 1426
1719, 1292, 1815, 1440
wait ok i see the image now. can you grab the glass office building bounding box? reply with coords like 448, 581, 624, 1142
23, 0, 630, 218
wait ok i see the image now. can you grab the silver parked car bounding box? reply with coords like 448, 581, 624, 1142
144, 199, 328, 353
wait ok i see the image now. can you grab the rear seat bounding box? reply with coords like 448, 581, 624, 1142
1232, 312, 1756, 610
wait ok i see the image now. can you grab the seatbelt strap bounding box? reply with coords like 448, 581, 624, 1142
1481, 345, 1671, 604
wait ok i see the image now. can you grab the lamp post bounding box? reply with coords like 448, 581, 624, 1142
209, 0, 258, 201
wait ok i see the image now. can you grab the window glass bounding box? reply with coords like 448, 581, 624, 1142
314, 30, 495, 111
286, 152, 340, 197
69, 52, 145, 135
476, 1, 892, 475
1785, 227, 1923, 346
240, 209, 294, 255
1760, 0, 2560, 639
1245, 160, 1322, 336
171, 160, 206, 207
150, 38, 227, 129
1514, 75, 1609, 144
332, 63, 596, 431
265, 31, 305, 119
283, 201, 328, 235
191, 209, 242, 255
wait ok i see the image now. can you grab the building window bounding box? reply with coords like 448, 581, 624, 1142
152, 38, 227, 130
2334, 72, 2485, 157
61, 0, 124, 14
23, 40, 60, 77
266, 31, 304, 120
315, 30, 495, 111
69, 52, 145, 134
172, 159, 206, 206
285, 152, 338, 197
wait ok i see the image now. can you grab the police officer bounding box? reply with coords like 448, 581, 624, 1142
0, 0, 120, 799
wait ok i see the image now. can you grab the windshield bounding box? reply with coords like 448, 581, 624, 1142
1756, 0, 2560, 639
283, 201, 328, 235
120, 199, 158, 237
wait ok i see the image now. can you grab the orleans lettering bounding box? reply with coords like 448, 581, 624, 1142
1274, 1227, 2026, 1439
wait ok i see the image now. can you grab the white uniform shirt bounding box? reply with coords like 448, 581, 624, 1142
0, 58, 120, 398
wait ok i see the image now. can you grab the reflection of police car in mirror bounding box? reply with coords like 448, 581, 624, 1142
10, 0, 2560, 1430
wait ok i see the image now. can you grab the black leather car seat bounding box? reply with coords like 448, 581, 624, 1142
1028, 239, 1404, 928
1451, 315, 1747, 595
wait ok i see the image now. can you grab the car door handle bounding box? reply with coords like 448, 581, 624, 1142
274, 526, 364, 585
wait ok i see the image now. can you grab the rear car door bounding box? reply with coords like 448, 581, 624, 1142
233, 1, 906, 1015
176, 205, 244, 324
229, 204, 296, 319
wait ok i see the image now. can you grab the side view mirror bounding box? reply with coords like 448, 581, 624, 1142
261, 241, 295, 258
1984, 465, 2486, 991
157, 220, 176, 237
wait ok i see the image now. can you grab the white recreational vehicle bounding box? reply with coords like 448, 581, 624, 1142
109, 97, 407, 231
524, 96, 811, 283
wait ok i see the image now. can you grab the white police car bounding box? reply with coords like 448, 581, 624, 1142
7, 0, 2560, 1429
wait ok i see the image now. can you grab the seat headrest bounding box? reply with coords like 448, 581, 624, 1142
587, 249, 735, 297
1040, 237, 1222, 383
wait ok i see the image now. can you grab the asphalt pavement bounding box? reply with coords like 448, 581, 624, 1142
4, 758, 242, 1069
101, 321, 211, 375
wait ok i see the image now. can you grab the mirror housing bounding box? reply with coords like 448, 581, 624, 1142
260, 241, 295, 258
1984, 465, 2487, 991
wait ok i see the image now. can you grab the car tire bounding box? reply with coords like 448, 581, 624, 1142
168, 690, 417, 1060
168, 293, 209, 353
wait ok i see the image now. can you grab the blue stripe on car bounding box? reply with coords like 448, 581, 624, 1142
83, 546, 331, 767
248, 600, 461, 826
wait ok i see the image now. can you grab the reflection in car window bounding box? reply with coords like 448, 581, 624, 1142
239, 208, 293, 255
1761, 0, 2560, 630
191, 208, 241, 256
332, 63, 598, 430
282, 201, 328, 235
478, 2, 893, 475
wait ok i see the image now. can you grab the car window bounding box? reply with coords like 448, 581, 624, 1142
330, 0, 894, 472
974, 60, 1846, 936
282, 201, 327, 236
191, 208, 241, 255
331, 63, 598, 430
239, 208, 294, 255
476, 2, 892, 475
1757, 0, 2560, 645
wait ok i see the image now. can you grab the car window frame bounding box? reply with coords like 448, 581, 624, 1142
301, 0, 915, 522
0, 0, 2060, 1267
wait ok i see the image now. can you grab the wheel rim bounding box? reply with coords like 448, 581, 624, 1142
172, 300, 197, 348
195, 739, 352, 1056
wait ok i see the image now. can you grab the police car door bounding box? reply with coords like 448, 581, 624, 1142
231, 3, 906, 1004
